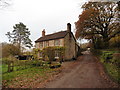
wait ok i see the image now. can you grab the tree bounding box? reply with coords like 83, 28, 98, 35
1, 42, 20, 58
6, 22, 33, 52
109, 34, 120, 49
75, 2, 120, 48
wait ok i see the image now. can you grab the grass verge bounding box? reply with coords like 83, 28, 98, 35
94, 49, 120, 84
2, 66, 62, 88
103, 63, 119, 83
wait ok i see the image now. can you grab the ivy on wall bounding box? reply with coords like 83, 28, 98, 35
33, 46, 65, 61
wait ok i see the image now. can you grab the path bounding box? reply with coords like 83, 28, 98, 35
44, 51, 118, 88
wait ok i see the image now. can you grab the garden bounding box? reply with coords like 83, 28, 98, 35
1, 46, 64, 88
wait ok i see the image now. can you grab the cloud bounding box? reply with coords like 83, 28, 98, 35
0, 0, 89, 45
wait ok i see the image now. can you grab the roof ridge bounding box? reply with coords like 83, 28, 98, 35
45, 30, 67, 37
35, 30, 68, 42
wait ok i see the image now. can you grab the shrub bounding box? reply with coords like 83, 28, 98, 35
43, 46, 65, 62
101, 51, 114, 63
32, 48, 40, 60
54, 46, 65, 61
2, 43, 20, 58
112, 53, 120, 66
43, 47, 55, 62
50, 62, 61, 68
32, 60, 45, 66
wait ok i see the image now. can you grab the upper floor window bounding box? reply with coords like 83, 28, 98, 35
55, 39, 60, 46
40, 42, 43, 48
44, 41, 49, 47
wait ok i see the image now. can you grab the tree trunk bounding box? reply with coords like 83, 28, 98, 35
103, 34, 109, 49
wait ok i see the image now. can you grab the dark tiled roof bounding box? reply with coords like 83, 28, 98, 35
35, 31, 68, 42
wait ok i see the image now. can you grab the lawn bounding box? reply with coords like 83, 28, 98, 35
2, 66, 62, 88
2, 60, 62, 88
2, 63, 34, 74
2, 64, 8, 73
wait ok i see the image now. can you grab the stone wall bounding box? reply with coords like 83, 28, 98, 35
35, 32, 79, 60
35, 38, 64, 50
64, 33, 76, 60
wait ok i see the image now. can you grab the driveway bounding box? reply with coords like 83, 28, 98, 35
44, 51, 119, 88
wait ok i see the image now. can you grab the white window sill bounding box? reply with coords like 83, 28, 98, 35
55, 57, 59, 59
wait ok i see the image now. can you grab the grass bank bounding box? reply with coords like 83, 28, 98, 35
103, 63, 119, 82
92, 49, 120, 84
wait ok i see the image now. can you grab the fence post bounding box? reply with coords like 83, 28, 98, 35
8, 61, 14, 72
11, 61, 14, 72
8, 61, 11, 72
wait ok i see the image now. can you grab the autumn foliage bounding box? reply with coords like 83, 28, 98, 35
75, 2, 120, 49
75, 8, 98, 39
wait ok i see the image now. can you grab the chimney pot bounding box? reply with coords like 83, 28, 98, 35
67, 23, 71, 32
42, 29, 45, 37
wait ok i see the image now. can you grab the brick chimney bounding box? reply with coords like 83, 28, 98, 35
67, 23, 71, 32
42, 29, 45, 37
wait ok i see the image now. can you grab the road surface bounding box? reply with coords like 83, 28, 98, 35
44, 51, 118, 88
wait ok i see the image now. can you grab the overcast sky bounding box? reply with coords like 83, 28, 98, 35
0, 0, 89, 45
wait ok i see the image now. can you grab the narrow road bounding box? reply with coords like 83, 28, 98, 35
44, 51, 118, 88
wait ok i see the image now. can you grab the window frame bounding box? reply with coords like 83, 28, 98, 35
39, 52, 43, 58
55, 50, 59, 59
44, 41, 49, 47
54, 39, 60, 46
40, 42, 43, 49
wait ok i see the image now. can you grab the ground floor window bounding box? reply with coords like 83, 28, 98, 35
55, 51, 59, 59
39, 52, 43, 58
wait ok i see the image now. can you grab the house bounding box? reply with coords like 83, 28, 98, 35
35, 23, 80, 61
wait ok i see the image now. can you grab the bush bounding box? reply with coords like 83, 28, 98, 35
101, 51, 114, 63
43, 46, 65, 62
2, 43, 20, 58
43, 47, 55, 62
50, 62, 61, 69
100, 51, 119, 67
32, 60, 45, 66
112, 53, 120, 66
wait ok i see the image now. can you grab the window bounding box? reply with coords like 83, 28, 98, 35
36, 43, 39, 48
55, 39, 60, 46
44, 41, 49, 47
40, 42, 43, 49
39, 52, 43, 58
55, 51, 59, 59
